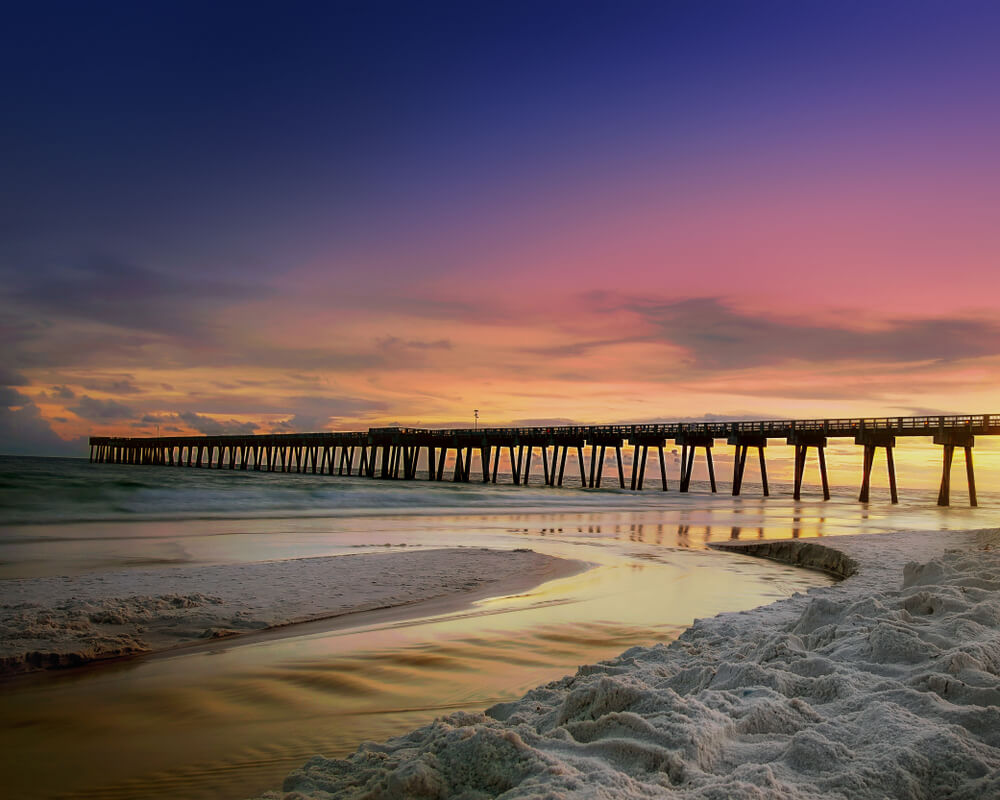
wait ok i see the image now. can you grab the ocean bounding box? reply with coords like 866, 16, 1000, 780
1, 455, 998, 799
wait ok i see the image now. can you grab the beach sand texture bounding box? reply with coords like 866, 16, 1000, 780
258, 529, 1000, 799
0, 547, 581, 675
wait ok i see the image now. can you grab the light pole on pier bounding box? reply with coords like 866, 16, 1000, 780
474, 409, 479, 431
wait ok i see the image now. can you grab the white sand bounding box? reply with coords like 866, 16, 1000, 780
260, 528, 1000, 799
0, 547, 582, 675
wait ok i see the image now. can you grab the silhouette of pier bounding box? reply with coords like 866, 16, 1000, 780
89, 414, 995, 506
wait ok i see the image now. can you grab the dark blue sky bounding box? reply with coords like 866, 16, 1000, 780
5, 0, 997, 280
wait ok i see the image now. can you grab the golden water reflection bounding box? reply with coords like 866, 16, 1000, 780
0, 516, 828, 800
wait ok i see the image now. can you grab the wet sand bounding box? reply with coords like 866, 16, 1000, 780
260, 528, 1000, 800
0, 509, 826, 800
0, 547, 585, 676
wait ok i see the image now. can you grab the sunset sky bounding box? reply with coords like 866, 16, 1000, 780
3, 0, 1000, 473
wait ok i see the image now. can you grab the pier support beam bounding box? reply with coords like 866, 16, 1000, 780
587, 444, 598, 488
787, 432, 829, 501
491, 446, 501, 483
583, 440, 619, 488
934, 431, 976, 507
508, 446, 522, 485
676, 434, 716, 493
727, 433, 768, 497
856, 432, 898, 504
437, 446, 447, 481
629, 444, 651, 490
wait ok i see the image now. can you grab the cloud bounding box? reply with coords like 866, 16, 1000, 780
223, 345, 381, 372
623, 297, 1000, 370
136, 412, 259, 435
377, 336, 453, 351
271, 414, 328, 432
77, 376, 141, 395
41, 385, 76, 400
69, 395, 135, 420
142, 392, 388, 420
139, 394, 385, 435
269, 395, 388, 432
177, 412, 258, 435
0, 398, 87, 456
525, 338, 630, 359
1, 386, 28, 407
12, 255, 270, 339
507, 417, 587, 427
0, 366, 27, 386
624, 412, 774, 425
3, 326, 160, 369
900, 406, 965, 417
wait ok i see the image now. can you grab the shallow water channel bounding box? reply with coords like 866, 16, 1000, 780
0, 508, 833, 800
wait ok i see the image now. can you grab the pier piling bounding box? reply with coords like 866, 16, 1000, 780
788, 432, 829, 501
934, 431, 976, 506
727, 433, 768, 497
676, 433, 715, 493
856, 432, 898, 504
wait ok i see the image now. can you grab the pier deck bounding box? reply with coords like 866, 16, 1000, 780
90, 414, 1000, 506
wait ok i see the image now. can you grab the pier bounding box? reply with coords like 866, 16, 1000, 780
89, 414, 998, 506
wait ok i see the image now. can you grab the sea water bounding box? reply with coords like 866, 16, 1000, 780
1, 455, 998, 799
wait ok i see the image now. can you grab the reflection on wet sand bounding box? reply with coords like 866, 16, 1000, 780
507, 513, 839, 548
0, 513, 828, 800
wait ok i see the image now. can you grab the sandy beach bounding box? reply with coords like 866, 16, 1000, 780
4, 459, 994, 799
0, 547, 585, 676
257, 528, 1000, 799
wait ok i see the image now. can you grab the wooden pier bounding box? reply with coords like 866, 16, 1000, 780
89, 414, 1000, 506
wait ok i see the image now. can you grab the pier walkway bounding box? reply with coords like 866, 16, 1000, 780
90, 414, 997, 506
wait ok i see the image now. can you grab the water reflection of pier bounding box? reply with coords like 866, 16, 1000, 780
90, 414, 994, 506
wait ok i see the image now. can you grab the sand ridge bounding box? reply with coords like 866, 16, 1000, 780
0, 547, 583, 676
261, 529, 1000, 799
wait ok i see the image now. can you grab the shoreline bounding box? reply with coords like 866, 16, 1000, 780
0, 547, 590, 678
148, 549, 591, 663
260, 527, 1000, 799
2, 476, 982, 534
709, 538, 861, 579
